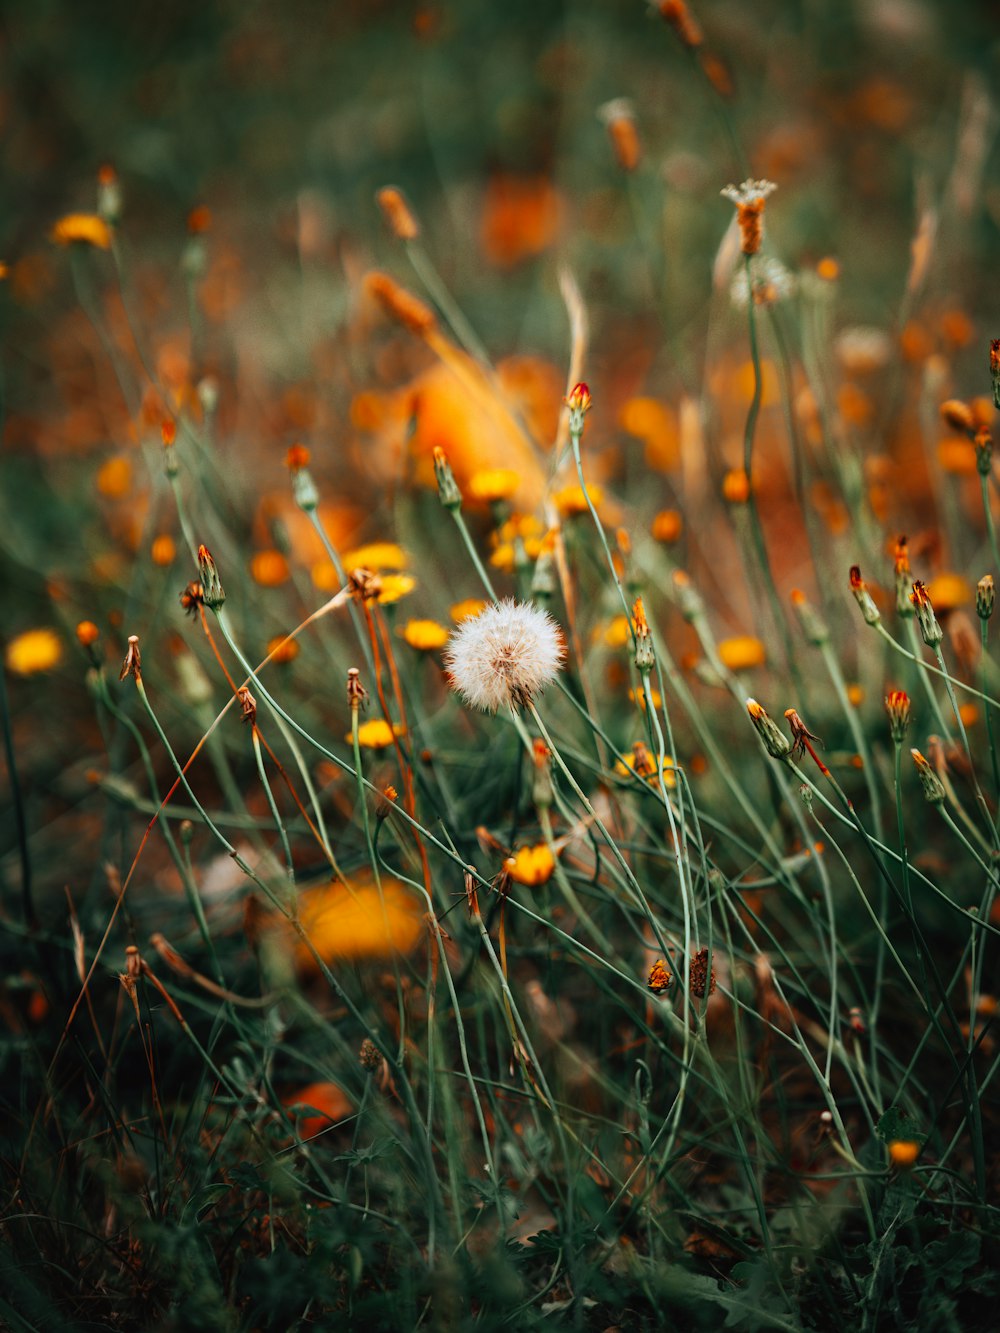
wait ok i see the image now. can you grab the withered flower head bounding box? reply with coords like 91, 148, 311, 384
990, 339, 1000, 409
119, 635, 141, 683
237, 686, 257, 726
348, 567, 382, 601
180, 581, 205, 618
346, 667, 368, 710
359, 1037, 381, 1071
689, 947, 717, 999
784, 708, 822, 761
647, 957, 673, 994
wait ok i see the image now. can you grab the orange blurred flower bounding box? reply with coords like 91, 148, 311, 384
51, 213, 112, 249
250, 550, 290, 588
282, 1081, 352, 1139
450, 598, 488, 623
480, 174, 564, 268
291, 873, 424, 968
350, 719, 404, 749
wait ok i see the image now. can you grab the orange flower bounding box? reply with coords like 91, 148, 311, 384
722, 469, 750, 503
376, 186, 420, 241
717, 636, 766, 671
51, 213, 112, 249
401, 618, 449, 651
620, 398, 679, 471
267, 635, 300, 664
480, 174, 564, 268
615, 746, 676, 787
888, 1140, 920, 1168
96, 456, 132, 499
651, 509, 683, 543
504, 844, 556, 886
250, 550, 290, 588
282, 1081, 352, 1139
150, 535, 177, 566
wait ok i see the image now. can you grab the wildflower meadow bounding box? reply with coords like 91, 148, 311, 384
1, 1, 999, 1328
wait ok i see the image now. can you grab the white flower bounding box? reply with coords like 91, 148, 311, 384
730, 256, 796, 308
721, 178, 777, 206
445, 598, 565, 713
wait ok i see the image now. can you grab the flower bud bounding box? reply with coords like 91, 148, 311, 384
977, 574, 995, 621
990, 339, 1000, 410
884, 690, 911, 743
910, 581, 943, 647
746, 698, 791, 760
911, 748, 946, 804
849, 566, 881, 626
565, 382, 592, 436
632, 596, 655, 671
893, 536, 914, 618
975, 427, 993, 476
940, 398, 975, 434
197, 544, 226, 609
287, 445, 320, 511
433, 447, 462, 511
790, 588, 829, 646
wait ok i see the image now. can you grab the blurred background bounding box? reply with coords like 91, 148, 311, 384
3, 0, 1000, 902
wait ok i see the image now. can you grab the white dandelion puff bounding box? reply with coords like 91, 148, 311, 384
445, 598, 565, 713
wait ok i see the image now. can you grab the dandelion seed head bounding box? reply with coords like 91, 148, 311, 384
445, 598, 565, 713
721, 179, 777, 206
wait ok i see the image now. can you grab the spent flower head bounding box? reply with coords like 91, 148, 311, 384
721, 179, 777, 255
977, 574, 995, 621
445, 598, 564, 713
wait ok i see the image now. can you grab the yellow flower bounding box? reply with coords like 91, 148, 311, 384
467, 468, 521, 503
888, 1140, 920, 1168
342, 541, 408, 571
401, 618, 449, 651
293, 873, 424, 967
553, 482, 602, 516
450, 598, 488, 623
600, 616, 631, 649
717, 636, 766, 671
51, 213, 113, 249
350, 719, 404, 749
376, 574, 416, 604
250, 549, 290, 587
495, 514, 544, 544
505, 843, 556, 886
6, 628, 63, 676
925, 573, 972, 612
628, 685, 663, 711
615, 744, 676, 787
